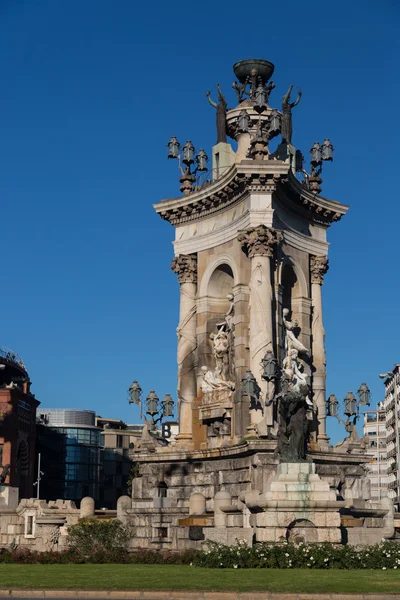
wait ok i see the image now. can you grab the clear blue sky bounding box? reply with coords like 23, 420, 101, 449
0, 0, 398, 443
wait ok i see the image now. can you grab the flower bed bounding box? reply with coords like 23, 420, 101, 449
191, 540, 400, 569
1, 540, 399, 568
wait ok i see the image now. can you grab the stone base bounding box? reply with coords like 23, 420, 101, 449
250, 462, 344, 544
128, 442, 391, 550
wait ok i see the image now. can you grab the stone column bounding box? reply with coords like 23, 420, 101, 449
310, 255, 329, 443
170, 254, 198, 444
239, 226, 282, 430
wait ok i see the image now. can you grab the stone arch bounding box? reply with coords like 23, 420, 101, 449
207, 263, 234, 298
278, 256, 309, 301
286, 518, 318, 544
199, 254, 239, 298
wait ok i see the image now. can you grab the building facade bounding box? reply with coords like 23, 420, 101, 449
37, 409, 101, 505
363, 405, 388, 501
381, 365, 400, 507
0, 345, 39, 501
96, 417, 140, 509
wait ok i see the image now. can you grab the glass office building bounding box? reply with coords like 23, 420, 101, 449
37, 409, 101, 504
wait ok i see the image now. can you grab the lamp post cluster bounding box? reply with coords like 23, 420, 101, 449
327, 383, 371, 439
128, 380, 174, 432
167, 137, 208, 196
304, 138, 334, 194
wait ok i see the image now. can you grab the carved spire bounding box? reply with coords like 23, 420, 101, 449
170, 254, 197, 284
310, 255, 329, 284
238, 225, 282, 258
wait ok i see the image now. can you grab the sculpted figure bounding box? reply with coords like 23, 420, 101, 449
206, 84, 228, 144
283, 308, 309, 355
200, 366, 234, 393
211, 330, 230, 380
283, 349, 308, 396
281, 84, 302, 144
224, 293, 234, 331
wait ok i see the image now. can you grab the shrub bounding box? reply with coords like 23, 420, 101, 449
191, 539, 400, 569
67, 518, 131, 557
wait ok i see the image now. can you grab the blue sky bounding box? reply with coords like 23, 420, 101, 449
0, 0, 398, 443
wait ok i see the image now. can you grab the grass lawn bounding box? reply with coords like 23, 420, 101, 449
0, 565, 399, 594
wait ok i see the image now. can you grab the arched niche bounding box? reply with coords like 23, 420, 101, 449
279, 257, 308, 303
208, 264, 234, 299
281, 263, 301, 311
286, 518, 318, 544
199, 254, 239, 298
197, 261, 235, 377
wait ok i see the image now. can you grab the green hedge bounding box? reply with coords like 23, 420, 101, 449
1, 540, 400, 568
191, 540, 400, 569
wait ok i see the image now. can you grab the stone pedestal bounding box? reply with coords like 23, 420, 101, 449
199, 389, 234, 449
248, 462, 344, 544
211, 142, 235, 179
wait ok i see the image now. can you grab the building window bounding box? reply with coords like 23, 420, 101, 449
24, 514, 35, 538
116, 435, 123, 449
157, 527, 168, 539
157, 482, 168, 498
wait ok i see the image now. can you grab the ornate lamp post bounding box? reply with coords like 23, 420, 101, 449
241, 370, 261, 410
327, 383, 370, 440
305, 138, 334, 194
236, 110, 250, 134
167, 136, 208, 196
128, 380, 142, 418
261, 350, 278, 381
128, 381, 175, 433
248, 120, 270, 160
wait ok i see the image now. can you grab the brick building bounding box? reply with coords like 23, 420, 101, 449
0, 345, 39, 500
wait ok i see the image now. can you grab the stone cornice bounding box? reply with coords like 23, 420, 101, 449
281, 171, 349, 226
154, 161, 348, 228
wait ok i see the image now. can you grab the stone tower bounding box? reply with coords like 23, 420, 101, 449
128, 59, 393, 552
156, 58, 348, 450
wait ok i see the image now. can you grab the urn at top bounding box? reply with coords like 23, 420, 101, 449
233, 58, 275, 84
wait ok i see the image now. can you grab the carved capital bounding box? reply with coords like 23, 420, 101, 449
171, 254, 197, 284
310, 255, 329, 284
238, 225, 282, 258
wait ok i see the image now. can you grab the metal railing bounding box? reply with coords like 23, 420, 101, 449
195, 165, 233, 191
0, 345, 27, 372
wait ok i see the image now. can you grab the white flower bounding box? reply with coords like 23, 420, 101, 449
394, 566, 397, 570
285, 553, 289, 557
233, 564, 238, 569
382, 567, 387, 570
190, 562, 193, 566
324, 558, 329, 562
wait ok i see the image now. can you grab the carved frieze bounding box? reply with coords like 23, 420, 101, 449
310, 255, 329, 285
170, 254, 197, 284
238, 225, 282, 258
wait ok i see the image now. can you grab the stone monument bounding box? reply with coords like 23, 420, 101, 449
127, 58, 394, 549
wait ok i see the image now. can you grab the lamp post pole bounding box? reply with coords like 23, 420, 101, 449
34, 453, 42, 499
